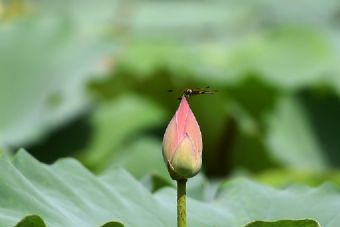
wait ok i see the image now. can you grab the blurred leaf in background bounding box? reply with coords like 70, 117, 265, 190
78, 95, 165, 171
1, 0, 340, 188
0, 0, 115, 149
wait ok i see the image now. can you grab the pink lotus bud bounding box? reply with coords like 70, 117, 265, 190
162, 96, 203, 180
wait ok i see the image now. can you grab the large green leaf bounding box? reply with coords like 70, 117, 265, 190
14, 215, 46, 227
245, 220, 320, 227
1, 150, 339, 227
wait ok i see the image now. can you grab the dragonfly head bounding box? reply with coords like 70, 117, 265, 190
184, 88, 193, 98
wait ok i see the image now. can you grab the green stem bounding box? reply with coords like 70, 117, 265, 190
177, 179, 187, 227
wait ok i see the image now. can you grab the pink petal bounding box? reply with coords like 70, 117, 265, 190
185, 112, 202, 155
175, 96, 190, 143
163, 117, 177, 161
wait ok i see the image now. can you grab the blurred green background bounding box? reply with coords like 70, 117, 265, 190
1, 0, 340, 189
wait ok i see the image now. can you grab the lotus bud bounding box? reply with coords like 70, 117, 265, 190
162, 96, 203, 180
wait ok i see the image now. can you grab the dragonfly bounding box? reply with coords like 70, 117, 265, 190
168, 86, 218, 100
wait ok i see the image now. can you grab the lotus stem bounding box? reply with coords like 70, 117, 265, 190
177, 179, 187, 227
